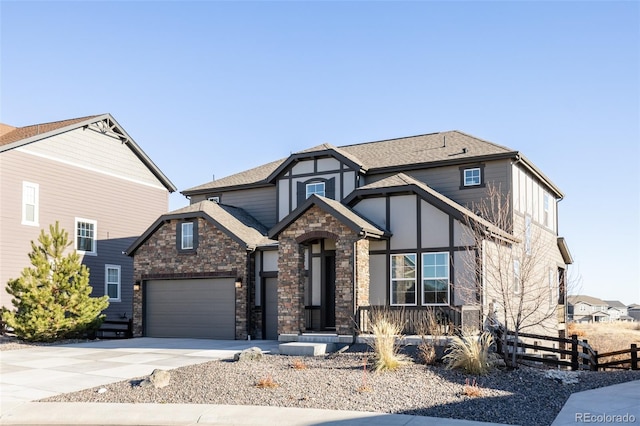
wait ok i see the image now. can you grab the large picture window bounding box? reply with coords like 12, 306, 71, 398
391, 254, 416, 305
422, 252, 449, 305
75, 218, 97, 255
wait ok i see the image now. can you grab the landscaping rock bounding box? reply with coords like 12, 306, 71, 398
234, 346, 263, 362
138, 369, 170, 389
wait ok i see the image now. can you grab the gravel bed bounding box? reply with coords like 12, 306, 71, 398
40, 347, 640, 426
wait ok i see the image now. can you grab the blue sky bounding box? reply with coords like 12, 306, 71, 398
1, 1, 638, 304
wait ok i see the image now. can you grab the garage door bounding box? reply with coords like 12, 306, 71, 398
146, 278, 235, 339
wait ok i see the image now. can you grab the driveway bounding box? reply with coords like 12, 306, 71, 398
0, 338, 280, 412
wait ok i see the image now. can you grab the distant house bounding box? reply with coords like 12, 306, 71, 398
627, 304, 640, 322
568, 296, 635, 323
0, 114, 176, 321
127, 130, 572, 341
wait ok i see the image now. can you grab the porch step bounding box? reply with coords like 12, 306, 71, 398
279, 342, 335, 356
298, 334, 339, 343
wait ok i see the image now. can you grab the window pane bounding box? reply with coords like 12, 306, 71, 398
77, 222, 94, 251
107, 283, 118, 299
182, 222, 194, 249
25, 205, 35, 222
306, 182, 325, 198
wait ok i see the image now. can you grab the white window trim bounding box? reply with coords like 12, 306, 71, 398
75, 218, 97, 255
22, 181, 39, 226
421, 252, 450, 306
181, 222, 194, 250
548, 268, 555, 306
390, 253, 417, 306
524, 215, 532, 256
543, 193, 550, 228
105, 264, 121, 302
305, 181, 325, 199
513, 259, 521, 294
463, 168, 481, 186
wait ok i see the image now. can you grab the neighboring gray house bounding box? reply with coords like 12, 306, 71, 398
0, 114, 176, 321
127, 131, 572, 340
628, 304, 640, 322
604, 300, 633, 322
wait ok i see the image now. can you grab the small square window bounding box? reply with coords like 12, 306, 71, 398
306, 182, 325, 198
464, 168, 481, 186
76, 218, 97, 255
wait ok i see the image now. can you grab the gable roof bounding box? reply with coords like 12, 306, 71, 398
345, 173, 517, 243
268, 194, 390, 240
604, 300, 627, 309
0, 113, 176, 192
126, 200, 276, 255
568, 295, 608, 306
182, 130, 563, 199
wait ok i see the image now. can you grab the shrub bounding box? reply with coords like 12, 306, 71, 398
2, 222, 109, 342
443, 331, 494, 375
462, 378, 482, 397
417, 340, 437, 365
255, 375, 279, 388
369, 308, 405, 372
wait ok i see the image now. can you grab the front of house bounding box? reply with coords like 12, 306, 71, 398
127, 131, 571, 340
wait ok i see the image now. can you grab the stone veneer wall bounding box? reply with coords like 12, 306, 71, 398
277, 205, 370, 335
131, 217, 250, 339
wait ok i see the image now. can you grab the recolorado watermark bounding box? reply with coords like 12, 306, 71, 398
576, 413, 636, 423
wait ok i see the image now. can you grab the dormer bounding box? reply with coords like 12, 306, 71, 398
268, 143, 367, 221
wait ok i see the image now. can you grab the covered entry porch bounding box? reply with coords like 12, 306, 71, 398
268, 195, 389, 336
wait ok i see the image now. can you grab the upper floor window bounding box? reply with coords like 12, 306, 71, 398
390, 253, 416, 305
75, 218, 97, 255
464, 168, 481, 186
105, 264, 121, 302
306, 182, 325, 198
543, 193, 550, 227
181, 222, 194, 250
176, 220, 198, 253
460, 165, 485, 189
513, 259, 521, 294
22, 182, 39, 226
422, 252, 449, 305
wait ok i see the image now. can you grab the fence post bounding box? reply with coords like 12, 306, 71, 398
571, 334, 578, 371
593, 350, 598, 371
632, 344, 638, 371
582, 339, 590, 370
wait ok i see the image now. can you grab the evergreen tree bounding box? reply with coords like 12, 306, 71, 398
2, 222, 109, 342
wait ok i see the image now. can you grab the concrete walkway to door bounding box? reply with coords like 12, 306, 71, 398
0, 338, 281, 411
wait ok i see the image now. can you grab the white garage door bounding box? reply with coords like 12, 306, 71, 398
146, 278, 235, 339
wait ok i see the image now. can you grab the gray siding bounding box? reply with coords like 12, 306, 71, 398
362, 159, 512, 210
0, 135, 170, 321
191, 186, 277, 228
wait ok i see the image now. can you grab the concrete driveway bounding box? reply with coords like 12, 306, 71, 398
0, 338, 280, 412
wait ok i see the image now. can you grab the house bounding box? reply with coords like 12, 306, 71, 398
628, 304, 640, 322
568, 295, 611, 323
126, 130, 572, 340
603, 300, 634, 322
0, 114, 176, 322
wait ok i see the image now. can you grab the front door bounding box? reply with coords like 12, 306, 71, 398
321, 252, 336, 330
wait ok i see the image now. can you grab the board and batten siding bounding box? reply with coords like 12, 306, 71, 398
276, 158, 359, 221
362, 159, 512, 211
354, 192, 480, 308
0, 131, 170, 321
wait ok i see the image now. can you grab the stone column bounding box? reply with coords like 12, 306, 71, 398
277, 234, 305, 334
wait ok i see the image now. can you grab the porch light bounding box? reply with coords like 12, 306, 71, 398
235, 278, 242, 288
133, 281, 141, 291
